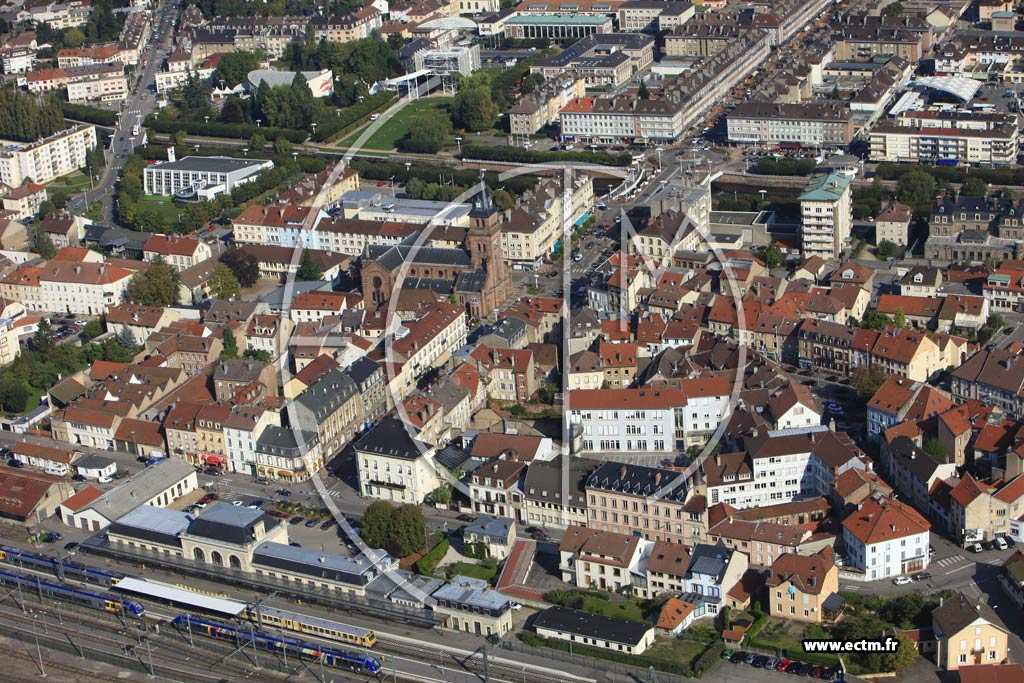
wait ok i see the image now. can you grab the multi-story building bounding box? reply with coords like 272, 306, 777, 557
932, 593, 1010, 670
833, 26, 924, 63
531, 33, 654, 88
800, 173, 852, 260
309, 7, 382, 41
255, 426, 323, 482
37, 260, 134, 315
0, 182, 47, 221
523, 455, 596, 529
765, 548, 841, 623
57, 45, 120, 68
570, 388, 685, 454
951, 347, 1024, 419
143, 234, 212, 272
841, 497, 930, 580
508, 71, 586, 137
1, 47, 36, 74
869, 119, 1018, 166
18, 0, 91, 29
585, 462, 699, 545
144, 156, 275, 198
726, 102, 856, 149
617, 0, 694, 32
65, 63, 128, 103
0, 124, 96, 187
355, 416, 444, 504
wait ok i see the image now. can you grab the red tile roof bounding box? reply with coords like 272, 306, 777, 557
842, 497, 929, 545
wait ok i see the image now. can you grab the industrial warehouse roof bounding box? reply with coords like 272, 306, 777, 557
534, 606, 653, 646
911, 76, 981, 102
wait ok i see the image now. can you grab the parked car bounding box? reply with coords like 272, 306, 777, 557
893, 576, 912, 586
7, 458, 23, 468
745, 653, 759, 665
232, 500, 244, 507
1005, 537, 1017, 548
776, 659, 793, 672
72, 474, 86, 481
254, 477, 270, 485
98, 475, 113, 484
812, 666, 827, 679
722, 649, 735, 661
912, 571, 931, 581
788, 662, 805, 675
304, 518, 319, 527
276, 488, 291, 497
752, 655, 768, 668
994, 536, 1009, 550
63, 542, 79, 553
203, 468, 221, 476
730, 651, 748, 664
968, 543, 982, 553
289, 516, 305, 525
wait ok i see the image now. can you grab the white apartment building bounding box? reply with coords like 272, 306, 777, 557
232, 204, 327, 248
2, 48, 36, 74
355, 416, 444, 504
869, 121, 1018, 166
706, 427, 868, 509
677, 376, 731, 448
0, 124, 97, 187
569, 388, 685, 454
726, 102, 855, 149
800, 173, 852, 260
223, 406, 279, 476
389, 303, 467, 380
66, 63, 128, 103
842, 497, 930, 580
38, 261, 134, 316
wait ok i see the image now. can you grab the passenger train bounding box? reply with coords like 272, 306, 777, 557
0, 568, 145, 617
171, 614, 383, 675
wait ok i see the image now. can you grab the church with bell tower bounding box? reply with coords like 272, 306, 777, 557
360, 171, 514, 320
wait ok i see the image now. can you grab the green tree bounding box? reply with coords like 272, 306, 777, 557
762, 243, 782, 268
451, 80, 499, 132
125, 261, 180, 306
181, 72, 214, 120
274, 136, 293, 155
431, 483, 452, 505
852, 364, 889, 400
360, 500, 395, 549
860, 310, 894, 331
219, 96, 247, 124
888, 635, 918, 672
82, 318, 104, 338
295, 249, 322, 281
32, 230, 57, 259
881, 0, 903, 14
243, 348, 273, 362
960, 175, 988, 198
31, 320, 55, 357
215, 51, 262, 88
876, 240, 904, 260
391, 504, 426, 556
220, 248, 260, 288
896, 169, 936, 214
401, 109, 450, 153
493, 188, 515, 212
208, 264, 241, 300
249, 133, 267, 151
637, 80, 650, 99
62, 27, 86, 47
84, 201, 104, 222
221, 328, 239, 359
894, 307, 906, 329
38, 200, 55, 217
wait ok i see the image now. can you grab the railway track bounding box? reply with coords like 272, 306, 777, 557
376, 635, 594, 683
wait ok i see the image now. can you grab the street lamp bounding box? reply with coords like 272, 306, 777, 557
203, 115, 209, 125
656, 146, 663, 171
311, 122, 317, 138
455, 136, 463, 156
256, 119, 262, 128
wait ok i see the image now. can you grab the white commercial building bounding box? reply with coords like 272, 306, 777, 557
800, 173, 852, 260
143, 155, 274, 198
841, 497, 930, 580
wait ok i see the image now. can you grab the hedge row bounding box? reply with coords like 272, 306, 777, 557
146, 117, 309, 143
414, 537, 449, 576
461, 143, 633, 167
61, 102, 117, 127
313, 91, 397, 142
349, 159, 538, 195
875, 161, 1024, 187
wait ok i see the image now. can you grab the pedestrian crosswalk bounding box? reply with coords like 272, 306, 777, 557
934, 554, 966, 568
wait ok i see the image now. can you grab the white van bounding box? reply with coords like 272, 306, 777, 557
994, 536, 1008, 550
45, 462, 69, 477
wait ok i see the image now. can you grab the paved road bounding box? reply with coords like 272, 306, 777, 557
69, 0, 180, 223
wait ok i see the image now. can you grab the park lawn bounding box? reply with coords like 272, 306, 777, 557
749, 619, 838, 666
47, 171, 92, 193
579, 594, 646, 623
645, 638, 709, 668
339, 97, 453, 151
446, 561, 497, 582
137, 194, 185, 223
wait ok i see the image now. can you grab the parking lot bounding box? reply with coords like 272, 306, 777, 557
720, 651, 842, 681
